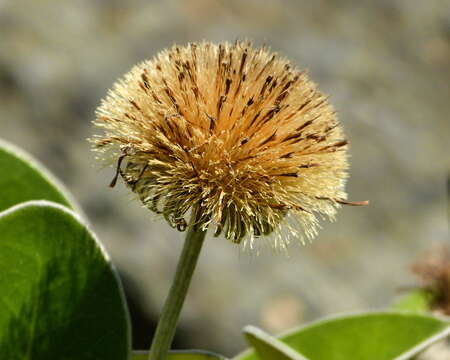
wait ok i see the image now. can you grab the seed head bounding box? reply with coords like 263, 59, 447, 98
91, 41, 365, 250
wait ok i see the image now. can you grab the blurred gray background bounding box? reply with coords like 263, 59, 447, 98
1, 0, 449, 356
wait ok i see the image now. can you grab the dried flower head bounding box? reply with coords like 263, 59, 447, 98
412, 245, 450, 315
91, 41, 365, 250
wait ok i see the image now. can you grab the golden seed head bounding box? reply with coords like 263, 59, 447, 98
91, 41, 353, 250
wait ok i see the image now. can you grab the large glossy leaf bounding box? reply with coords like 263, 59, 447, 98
0, 139, 77, 212
235, 312, 450, 360
132, 350, 227, 360
0, 201, 131, 360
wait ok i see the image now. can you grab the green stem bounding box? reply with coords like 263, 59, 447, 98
148, 224, 207, 360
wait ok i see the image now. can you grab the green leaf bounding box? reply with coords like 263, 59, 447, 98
393, 290, 434, 313
132, 350, 227, 360
243, 326, 307, 360
0, 139, 77, 212
0, 201, 131, 360
234, 312, 450, 360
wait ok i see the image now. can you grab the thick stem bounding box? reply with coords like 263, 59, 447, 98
148, 224, 207, 360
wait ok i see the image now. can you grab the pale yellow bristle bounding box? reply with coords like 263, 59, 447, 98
91, 41, 351, 248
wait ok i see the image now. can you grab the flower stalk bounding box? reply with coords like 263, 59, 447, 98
148, 223, 207, 360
